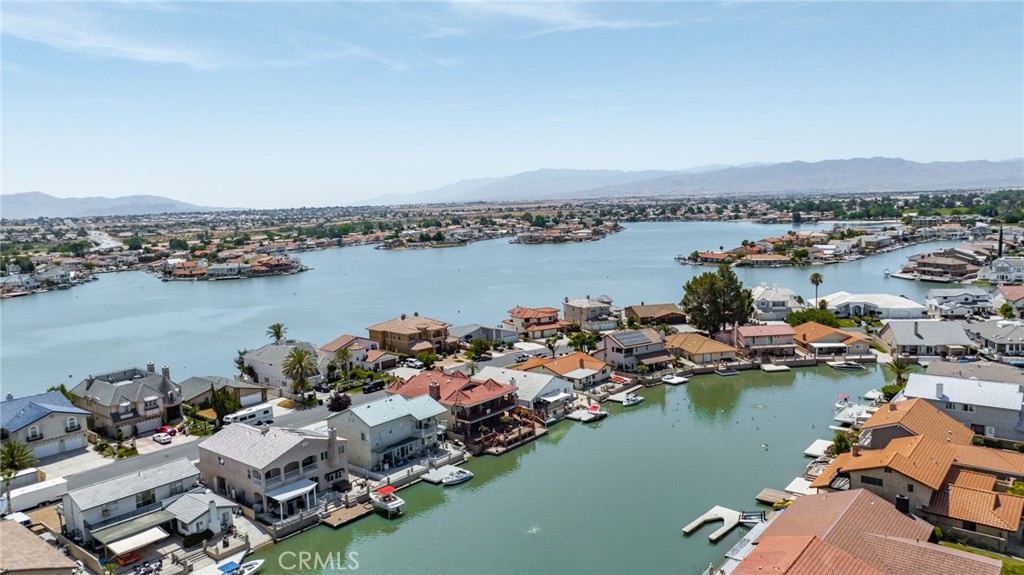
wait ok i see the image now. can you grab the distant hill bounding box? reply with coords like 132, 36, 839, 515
0, 192, 234, 219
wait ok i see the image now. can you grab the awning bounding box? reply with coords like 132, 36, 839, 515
92, 510, 175, 545
376, 486, 396, 496
143, 395, 159, 402
638, 353, 674, 366
106, 527, 169, 556
538, 391, 573, 403
379, 436, 419, 454
265, 478, 316, 502
219, 562, 241, 573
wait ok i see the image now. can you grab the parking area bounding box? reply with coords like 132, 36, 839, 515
133, 431, 202, 455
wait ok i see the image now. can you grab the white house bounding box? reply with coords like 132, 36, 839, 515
165, 492, 238, 537
750, 283, 804, 321
822, 291, 928, 319
925, 287, 993, 319
475, 366, 574, 423
326, 394, 445, 472
978, 257, 1024, 284
244, 340, 321, 390
896, 373, 1024, 441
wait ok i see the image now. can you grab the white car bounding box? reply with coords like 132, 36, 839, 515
153, 432, 173, 445
514, 354, 530, 362
405, 359, 424, 369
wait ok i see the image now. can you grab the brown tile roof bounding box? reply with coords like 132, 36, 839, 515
999, 285, 1024, 303
516, 352, 608, 377
625, 303, 685, 319
925, 484, 1024, 531
745, 254, 791, 262
860, 398, 974, 446
507, 306, 560, 319
737, 324, 796, 337
944, 468, 998, 491
735, 535, 883, 575
794, 321, 870, 345
947, 443, 1024, 477
367, 315, 450, 335
859, 534, 1001, 575
664, 333, 736, 355
0, 520, 78, 572
319, 334, 358, 354
813, 436, 955, 490
363, 350, 393, 363
388, 369, 516, 407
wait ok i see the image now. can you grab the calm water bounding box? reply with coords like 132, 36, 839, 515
0, 221, 957, 396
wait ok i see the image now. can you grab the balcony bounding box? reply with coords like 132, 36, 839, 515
26, 434, 44, 442
283, 469, 301, 482
301, 463, 318, 474
66, 425, 81, 433
265, 475, 282, 487
251, 477, 263, 487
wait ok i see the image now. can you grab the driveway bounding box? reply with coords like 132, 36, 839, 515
134, 431, 201, 455
37, 447, 109, 480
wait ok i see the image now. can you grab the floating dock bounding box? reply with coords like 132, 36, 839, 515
421, 465, 462, 485
566, 409, 605, 422
784, 477, 818, 496
320, 503, 373, 528
803, 439, 833, 458
755, 488, 795, 506
682, 506, 749, 542
760, 364, 791, 373
607, 385, 644, 403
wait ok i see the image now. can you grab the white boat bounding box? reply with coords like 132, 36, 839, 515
441, 468, 474, 486
236, 560, 264, 575
835, 394, 850, 410
370, 486, 404, 518
661, 374, 689, 385
622, 393, 644, 407
827, 361, 866, 371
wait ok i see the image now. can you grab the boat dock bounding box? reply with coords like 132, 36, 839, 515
803, 439, 833, 458
754, 488, 795, 506
607, 385, 644, 403
682, 506, 764, 542
759, 364, 790, 373
784, 477, 817, 496
320, 503, 373, 528
566, 409, 604, 422
421, 464, 462, 485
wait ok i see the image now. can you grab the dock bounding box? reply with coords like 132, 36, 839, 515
759, 364, 790, 373
421, 464, 462, 485
803, 439, 833, 458
755, 488, 795, 506
607, 385, 644, 403
682, 506, 763, 542
784, 477, 817, 496
320, 503, 373, 528
566, 409, 604, 422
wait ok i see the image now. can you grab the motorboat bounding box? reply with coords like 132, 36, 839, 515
586, 404, 609, 421
370, 485, 404, 518
235, 560, 264, 575
835, 394, 850, 410
441, 468, 474, 486
826, 361, 866, 371
661, 374, 689, 385
622, 393, 644, 407
804, 457, 833, 481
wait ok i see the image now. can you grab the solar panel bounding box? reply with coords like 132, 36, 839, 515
615, 331, 653, 346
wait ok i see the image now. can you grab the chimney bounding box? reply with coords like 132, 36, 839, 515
147, 362, 156, 374
895, 494, 910, 514
851, 444, 861, 457
260, 426, 271, 435
162, 366, 170, 379
580, 358, 585, 369
889, 402, 897, 411
413, 311, 419, 317
913, 322, 919, 336
327, 426, 339, 467
586, 294, 591, 300
428, 383, 440, 401
208, 499, 220, 532
401, 313, 407, 320
564, 296, 569, 303
5, 393, 13, 401
936, 382, 944, 399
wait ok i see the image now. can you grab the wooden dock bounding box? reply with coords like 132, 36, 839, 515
755, 488, 795, 506
607, 385, 644, 403
320, 503, 373, 528
804, 439, 833, 457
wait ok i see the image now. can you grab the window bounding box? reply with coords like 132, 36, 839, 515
945, 402, 954, 410
27, 425, 40, 440
360, 432, 367, 441
961, 404, 975, 412
320, 451, 328, 461
907, 484, 914, 493
861, 476, 883, 486
144, 399, 158, 410
338, 445, 345, 454
119, 402, 131, 414
170, 480, 184, 496
218, 457, 225, 466
67, 417, 79, 431
884, 468, 892, 473
962, 520, 977, 532
135, 489, 155, 509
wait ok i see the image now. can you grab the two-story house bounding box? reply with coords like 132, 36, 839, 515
475, 366, 574, 424
515, 352, 612, 390
0, 391, 90, 458
503, 306, 562, 339
992, 286, 1024, 318
623, 303, 686, 325
792, 322, 871, 358
563, 295, 619, 331
178, 376, 269, 410
70, 363, 182, 438
317, 334, 400, 372
734, 325, 797, 358
978, 257, 1024, 284
964, 319, 1024, 357
926, 287, 992, 319
858, 398, 976, 450
326, 394, 445, 473
749, 284, 803, 321
601, 329, 673, 372
367, 313, 454, 356
896, 373, 1024, 441
243, 340, 321, 390
198, 424, 348, 521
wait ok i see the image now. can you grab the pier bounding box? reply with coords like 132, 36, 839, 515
803, 439, 833, 458
421, 465, 463, 485
606, 385, 644, 403
754, 488, 795, 506
759, 364, 790, 373
682, 506, 764, 542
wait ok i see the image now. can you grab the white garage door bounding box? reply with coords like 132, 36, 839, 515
64, 435, 86, 452
135, 418, 162, 434
32, 441, 60, 459
240, 393, 263, 407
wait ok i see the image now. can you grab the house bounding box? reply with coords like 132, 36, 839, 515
664, 333, 737, 364
925, 287, 992, 319
822, 292, 928, 319
623, 303, 686, 325
327, 394, 445, 473
61, 458, 201, 547
164, 491, 238, 538
243, 340, 321, 390
205, 262, 251, 277
504, 306, 562, 339
317, 334, 400, 372
923, 477, 1024, 552
0, 520, 79, 575
449, 324, 519, 345
749, 284, 803, 321
0, 391, 90, 458
992, 285, 1024, 318
475, 366, 574, 424
367, 313, 455, 356
730, 489, 1000, 575
515, 352, 612, 390
198, 424, 347, 520
792, 321, 871, 357
977, 257, 1024, 283
601, 329, 673, 371
964, 319, 1024, 357
858, 398, 975, 450
896, 373, 1024, 441
562, 295, 619, 331
70, 363, 183, 438
178, 376, 269, 409
877, 320, 973, 357
735, 325, 797, 358
926, 360, 1024, 384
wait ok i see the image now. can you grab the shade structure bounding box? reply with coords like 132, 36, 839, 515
376, 485, 397, 496
265, 478, 317, 502
92, 510, 175, 546
218, 561, 241, 573
106, 527, 169, 556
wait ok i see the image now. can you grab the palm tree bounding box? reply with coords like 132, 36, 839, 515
282, 348, 316, 398
809, 272, 823, 307
1, 440, 38, 513
464, 361, 479, 376
266, 323, 287, 344
884, 357, 912, 387
333, 348, 353, 378
546, 335, 560, 358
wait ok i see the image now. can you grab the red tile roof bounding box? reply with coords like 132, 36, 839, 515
999, 285, 1024, 303
388, 369, 516, 407
860, 398, 974, 446
859, 534, 1000, 575
925, 484, 1024, 531
737, 324, 797, 337
319, 334, 359, 354
507, 306, 560, 319
735, 535, 883, 575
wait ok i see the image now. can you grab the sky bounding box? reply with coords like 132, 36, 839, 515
2, 1, 1022, 209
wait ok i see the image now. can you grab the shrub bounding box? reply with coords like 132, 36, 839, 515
1015, 443, 1024, 453
931, 526, 943, 542
881, 384, 902, 402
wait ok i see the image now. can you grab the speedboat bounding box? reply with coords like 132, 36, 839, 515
661, 374, 689, 385
835, 394, 850, 410
586, 404, 609, 421
370, 486, 404, 518
827, 361, 866, 371
622, 393, 644, 407
236, 560, 264, 575
441, 468, 474, 486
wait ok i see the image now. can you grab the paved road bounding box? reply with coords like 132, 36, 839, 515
65, 390, 387, 489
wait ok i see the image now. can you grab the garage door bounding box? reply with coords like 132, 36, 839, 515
135, 418, 162, 434
240, 393, 262, 407
64, 435, 86, 452
32, 441, 60, 459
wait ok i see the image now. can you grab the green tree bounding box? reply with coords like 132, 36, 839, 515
125, 235, 144, 251
567, 331, 599, 353
680, 264, 752, 336
266, 323, 287, 344
1000, 302, 1016, 319
468, 339, 491, 357
333, 348, 353, 377
809, 272, 823, 306
1, 440, 38, 513
234, 349, 256, 379
464, 361, 480, 376
168, 238, 189, 251
785, 309, 840, 328
46, 384, 75, 402
833, 430, 851, 455
546, 335, 561, 358
282, 348, 317, 398
209, 384, 241, 426
884, 357, 913, 387
416, 351, 438, 369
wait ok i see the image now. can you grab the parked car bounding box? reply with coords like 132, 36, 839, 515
313, 383, 332, 393
405, 359, 424, 369
156, 425, 177, 436
153, 433, 173, 445
515, 354, 530, 362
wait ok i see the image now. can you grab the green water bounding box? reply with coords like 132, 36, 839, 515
251, 366, 886, 575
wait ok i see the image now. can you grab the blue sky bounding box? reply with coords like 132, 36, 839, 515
3, 2, 1022, 208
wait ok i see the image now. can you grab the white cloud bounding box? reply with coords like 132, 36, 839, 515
451, 1, 670, 35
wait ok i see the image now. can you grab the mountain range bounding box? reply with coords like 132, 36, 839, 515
0, 192, 232, 219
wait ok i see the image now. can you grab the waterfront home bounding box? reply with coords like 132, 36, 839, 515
600, 329, 673, 372
792, 321, 871, 357
0, 273, 39, 293
206, 262, 251, 277
623, 303, 686, 325
901, 253, 977, 281
734, 325, 797, 358
317, 334, 400, 371
992, 285, 1024, 318
178, 376, 270, 409
858, 398, 975, 450
896, 373, 1024, 441
877, 320, 972, 357
730, 489, 1000, 575
0, 391, 90, 458
164, 491, 238, 537
504, 305, 562, 339
738, 254, 791, 267
925, 477, 1024, 552
367, 313, 455, 356
856, 234, 894, 252
926, 359, 1024, 384
70, 363, 182, 438
515, 352, 612, 390
925, 287, 992, 319
562, 295, 619, 331
326, 394, 445, 473
664, 332, 737, 364
387, 370, 520, 452
965, 319, 1024, 357
750, 283, 804, 321
821, 291, 928, 319
62, 458, 201, 546
198, 424, 347, 520
696, 251, 734, 264
474, 366, 574, 424
1, 521, 79, 575
449, 324, 519, 345
243, 340, 321, 390
977, 256, 1024, 284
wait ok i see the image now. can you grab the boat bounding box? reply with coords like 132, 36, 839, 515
586, 404, 609, 421
370, 485, 404, 518
235, 560, 264, 575
715, 367, 740, 376
862, 389, 883, 403
883, 268, 891, 277
621, 393, 644, 407
804, 457, 833, 481
835, 394, 850, 410
661, 374, 688, 385
826, 361, 866, 371
441, 468, 474, 486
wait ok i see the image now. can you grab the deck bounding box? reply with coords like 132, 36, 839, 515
320, 503, 373, 528
606, 385, 644, 403
565, 409, 605, 422
803, 439, 833, 458
421, 465, 463, 485
759, 364, 791, 372
755, 488, 795, 506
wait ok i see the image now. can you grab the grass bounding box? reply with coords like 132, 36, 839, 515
940, 542, 1024, 575
837, 319, 859, 328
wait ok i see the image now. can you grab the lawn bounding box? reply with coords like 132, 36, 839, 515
940, 542, 1024, 575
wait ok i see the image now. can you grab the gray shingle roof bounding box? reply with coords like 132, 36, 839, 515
244, 342, 318, 366
178, 376, 264, 403
70, 367, 179, 407
474, 367, 569, 403
926, 287, 990, 298
965, 320, 1024, 346
330, 394, 445, 428
0, 391, 90, 432
165, 491, 237, 523
881, 320, 972, 346
902, 373, 1024, 411
68, 458, 200, 510
199, 424, 328, 469
926, 361, 1024, 384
